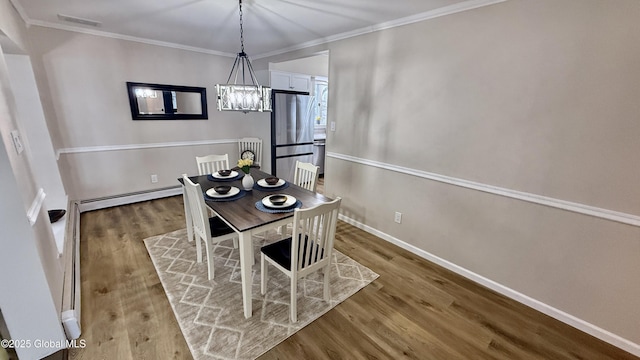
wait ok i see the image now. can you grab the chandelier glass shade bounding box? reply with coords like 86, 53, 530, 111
216, 1, 271, 113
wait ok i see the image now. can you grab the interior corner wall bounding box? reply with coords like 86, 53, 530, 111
0, 0, 28, 52
27, 26, 272, 200
324, 0, 640, 348
0, 3, 67, 357
5, 54, 67, 210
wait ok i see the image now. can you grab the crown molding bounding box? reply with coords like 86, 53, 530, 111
7, 0, 29, 24
24, 18, 236, 58
254, 0, 509, 59
10, 0, 507, 59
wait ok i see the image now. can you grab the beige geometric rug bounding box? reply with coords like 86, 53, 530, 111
144, 228, 378, 360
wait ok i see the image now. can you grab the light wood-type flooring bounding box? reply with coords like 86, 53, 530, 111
75, 195, 638, 359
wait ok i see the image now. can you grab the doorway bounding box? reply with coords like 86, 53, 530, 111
269, 52, 330, 190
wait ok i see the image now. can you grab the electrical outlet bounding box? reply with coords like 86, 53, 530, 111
394, 211, 402, 224
151, 174, 158, 183
10, 130, 24, 155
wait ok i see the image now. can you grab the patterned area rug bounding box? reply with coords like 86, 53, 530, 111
144, 228, 378, 360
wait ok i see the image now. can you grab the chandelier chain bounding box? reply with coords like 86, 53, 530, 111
216, 0, 272, 112
239, 0, 245, 53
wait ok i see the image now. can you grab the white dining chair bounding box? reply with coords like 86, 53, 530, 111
196, 154, 229, 175
182, 174, 238, 280
293, 161, 320, 192
238, 137, 262, 167
277, 161, 321, 236
260, 197, 341, 322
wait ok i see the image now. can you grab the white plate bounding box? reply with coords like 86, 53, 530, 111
257, 178, 286, 187
211, 170, 238, 179
206, 186, 240, 198
261, 194, 297, 209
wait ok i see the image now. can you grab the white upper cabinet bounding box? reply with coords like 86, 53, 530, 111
270, 71, 311, 92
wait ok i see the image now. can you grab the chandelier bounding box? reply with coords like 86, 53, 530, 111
216, 0, 272, 113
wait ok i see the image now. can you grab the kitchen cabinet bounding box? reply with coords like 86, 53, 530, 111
270, 71, 311, 92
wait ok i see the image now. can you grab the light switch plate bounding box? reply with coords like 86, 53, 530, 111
330, 121, 336, 131
10, 130, 24, 155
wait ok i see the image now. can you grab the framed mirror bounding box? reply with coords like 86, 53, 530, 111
126, 82, 208, 120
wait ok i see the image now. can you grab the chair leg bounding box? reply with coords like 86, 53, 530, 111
290, 276, 297, 323
323, 264, 330, 301
195, 236, 203, 263
206, 240, 214, 280
260, 254, 267, 295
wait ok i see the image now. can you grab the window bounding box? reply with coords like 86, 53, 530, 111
312, 78, 328, 128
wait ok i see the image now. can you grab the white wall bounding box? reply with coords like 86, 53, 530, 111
0, 1, 67, 357
269, 54, 329, 77
5, 54, 67, 210
27, 26, 272, 200
262, 0, 640, 352
0, 133, 66, 360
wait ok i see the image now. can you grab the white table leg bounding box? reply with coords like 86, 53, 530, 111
238, 230, 253, 318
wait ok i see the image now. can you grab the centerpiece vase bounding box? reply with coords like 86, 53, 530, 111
242, 172, 254, 191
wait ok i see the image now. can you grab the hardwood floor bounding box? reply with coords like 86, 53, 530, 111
316, 175, 324, 194
74, 195, 637, 360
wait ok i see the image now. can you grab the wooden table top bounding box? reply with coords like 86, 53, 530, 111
181, 168, 331, 232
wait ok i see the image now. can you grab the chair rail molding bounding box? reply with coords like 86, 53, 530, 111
56, 139, 239, 159
27, 188, 46, 225
327, 152, 640, 228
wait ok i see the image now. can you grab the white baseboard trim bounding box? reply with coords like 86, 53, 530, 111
338, 213, 640, 357
328, 152, 640, 228
56, 139, 239, 160
78, 186, 182, 213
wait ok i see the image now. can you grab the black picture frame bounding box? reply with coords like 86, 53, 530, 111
126, 82, 208, 120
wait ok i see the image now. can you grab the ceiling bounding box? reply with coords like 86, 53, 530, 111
10, 0, 501, 58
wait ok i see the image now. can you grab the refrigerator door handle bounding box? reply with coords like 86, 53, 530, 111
275, 142, 314, 147
275, 152, 314, 159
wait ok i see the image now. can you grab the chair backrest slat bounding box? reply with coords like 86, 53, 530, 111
196, 154, 229, 175
238, 137, 262, 167
292, 198, 341, 272
293, 161, 319, 192
182, 175, 211, 240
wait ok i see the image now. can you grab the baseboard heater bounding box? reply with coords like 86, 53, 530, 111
60, 186, 183, 339
78, 185, 182, 212
61, 201, 81, 339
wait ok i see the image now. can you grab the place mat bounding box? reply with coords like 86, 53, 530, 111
205, 189, 247, 202
253, 182, 290, 192
207, 173, 244, 182
255, 200, 302, 213
144, 228, 379, 360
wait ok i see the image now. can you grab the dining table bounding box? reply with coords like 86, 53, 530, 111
179, 167, 331, 318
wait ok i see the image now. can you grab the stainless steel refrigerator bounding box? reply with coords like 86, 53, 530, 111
271, 90, 315, 182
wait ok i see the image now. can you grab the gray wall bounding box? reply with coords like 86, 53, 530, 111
27, 26, 272, 200
319, 0, 640, 346
11, 0, 640, 353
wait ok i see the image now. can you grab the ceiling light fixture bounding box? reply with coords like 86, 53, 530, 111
216, 0, 271, 113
